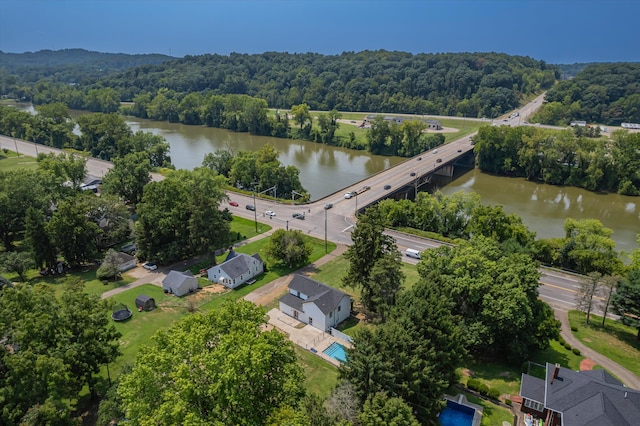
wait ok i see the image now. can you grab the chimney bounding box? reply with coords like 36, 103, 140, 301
550, 363, 560, 384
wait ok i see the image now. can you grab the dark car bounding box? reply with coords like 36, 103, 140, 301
457, 149, 462, 152
417, 157, 422, 161
324, 203, 333, 210
292, 212, 305, 220
410, 172, 416, 177
246, 204, 256, 211
436, 158, 442, 163
384, 184, 391, 190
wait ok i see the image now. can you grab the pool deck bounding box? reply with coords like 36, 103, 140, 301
266, 307, 352, 367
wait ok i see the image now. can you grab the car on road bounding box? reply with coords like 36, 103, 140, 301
292, 212, 305, 220
457, 149, 462, 152
432, 149, 438, 154
436, 158, 442, 163
229, 201, 239, 207
417, 157, 422, 161
410, 172, 416, 177
246, 204, 256, 211
344, 192, 356, 199
143, 262, 157, 271
324, 203, 333, 210
265, 210, 276, 217
384, 184, 391, 190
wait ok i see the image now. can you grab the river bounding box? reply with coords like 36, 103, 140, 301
11, 104, 640, 251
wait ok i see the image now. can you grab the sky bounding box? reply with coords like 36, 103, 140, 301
1, 0, 639, 64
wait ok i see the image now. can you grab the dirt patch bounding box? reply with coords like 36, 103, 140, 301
580, 358, 596, 371
582, 338, 592, 342
499, 371, 512, 378
460, 368, 474, 377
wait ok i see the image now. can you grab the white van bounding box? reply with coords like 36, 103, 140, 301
405, 248, 421, 259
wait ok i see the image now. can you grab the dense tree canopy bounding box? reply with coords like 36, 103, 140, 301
117, 300, 305, 425
0, 280, 121, 424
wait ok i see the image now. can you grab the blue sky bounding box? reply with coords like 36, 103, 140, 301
1, 0, 638, 64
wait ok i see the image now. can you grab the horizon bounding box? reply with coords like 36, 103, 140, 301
1, 0, 639, 64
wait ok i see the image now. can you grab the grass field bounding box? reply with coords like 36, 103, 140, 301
568, 310, 640, 377
0, 149, 38, 171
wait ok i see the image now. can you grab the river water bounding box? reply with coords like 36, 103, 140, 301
12, 104, 640, 250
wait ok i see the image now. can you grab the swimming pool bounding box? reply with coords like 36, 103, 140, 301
439, 400, 475, 426
322, 342, 348, 363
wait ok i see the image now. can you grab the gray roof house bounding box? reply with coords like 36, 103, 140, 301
114, 252, 136, 273
207, 251, 264, 289
520, 362, 640, 425
162, 270, 198, 297
279, 275, 351, 332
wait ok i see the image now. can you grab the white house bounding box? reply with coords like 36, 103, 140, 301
279, 275, 352, 332
114, 252, 136, 273
207, 251, 264, 289
162, 270, 198, 297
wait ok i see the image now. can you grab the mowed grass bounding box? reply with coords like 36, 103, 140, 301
294, 346, 339, 398
0, 150, 38, 171
568, 310, 640, 377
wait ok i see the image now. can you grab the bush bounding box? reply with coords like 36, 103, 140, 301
563, 342, 572, 351
558, 337, 566, 346
505, 399, 512, 406
466, 379, 481, 392
572, 348, 581, 355
488, 387, 501, 400
571, 326, 578, 332
478, 384, 489, 396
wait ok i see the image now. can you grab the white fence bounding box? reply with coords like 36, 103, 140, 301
330, 327, 353, 345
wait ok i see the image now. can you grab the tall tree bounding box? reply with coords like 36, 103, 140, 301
101, 151, 152, 208
599, 275, 619, 327
358, 393, 420, 426
612, 270, 640, 339
0, 251, 33, 282
23, 206, 57, 270
47, 198, 101, 267
561, 218, 621, 275
291, 103, 311, 130
576, 272, 602, 325
343, 207, 397, 315
266, 229, 314, 268
366, 253, 404, 322
117, 301, 305, 425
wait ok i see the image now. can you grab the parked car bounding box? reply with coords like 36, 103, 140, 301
384, 184, 391, 190
143, 262, 157, 271
324, 203, 333, 210
229, 201, 239, 207
265, 210, 276, 217
292, 212, 305, 220
246, 204, 256, 211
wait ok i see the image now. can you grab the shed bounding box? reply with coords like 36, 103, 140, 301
135, 294, 156, 311
162, 270, 198, 297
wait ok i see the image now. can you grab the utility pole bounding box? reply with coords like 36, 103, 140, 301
324, 208, 328, 253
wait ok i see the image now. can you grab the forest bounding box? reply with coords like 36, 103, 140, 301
1, 49, 558, 118
531, 62, 640, 126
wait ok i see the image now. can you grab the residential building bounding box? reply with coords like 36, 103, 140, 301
207, 251, 264, 289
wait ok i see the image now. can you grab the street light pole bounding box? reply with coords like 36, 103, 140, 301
355, 192, 358, 216
253, 191, 258, 233
324, 208, 328, 254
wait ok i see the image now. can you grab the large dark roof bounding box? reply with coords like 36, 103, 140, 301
282, 275, 349, 315
543, 363, 640, 426
520, 373, 545, 405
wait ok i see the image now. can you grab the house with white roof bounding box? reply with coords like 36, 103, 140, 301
207, 251, 264, 289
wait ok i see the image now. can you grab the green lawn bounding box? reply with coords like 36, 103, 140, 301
568, 310, 640, 377
294, 346, 339, 398
0, 149, 38, 171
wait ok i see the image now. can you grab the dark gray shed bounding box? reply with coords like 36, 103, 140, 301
135, 294, 156, 311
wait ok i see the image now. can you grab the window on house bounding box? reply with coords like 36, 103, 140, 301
338, 305, 341, 312
309, 317, 313, 325
524, 399, 544, 412
329, 312, 333, 318
293, 310, 298, 319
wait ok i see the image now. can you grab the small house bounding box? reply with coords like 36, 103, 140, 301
135, 294, 156, 311
279, 274, 351, 332
162, 270, 198, 297
207, 251, 264, 289
114, 252, 136, 273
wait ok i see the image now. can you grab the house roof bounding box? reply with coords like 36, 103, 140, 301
281, 274, 350, 315
542, 362, 640, 426
520, 373, 545, 405
114, 252, 135, 265
216, 253, 262, 280
162, 270, 194, 288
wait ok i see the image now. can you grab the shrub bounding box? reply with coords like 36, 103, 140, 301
478, 384, 489, 396
488, 388, 501, 400
563, 342, 572, 351
505, 399, 512, 406
466, 379, 481, 392
558, 337, 566, 346
571, 326, 578, 332
572, 348, 581, 355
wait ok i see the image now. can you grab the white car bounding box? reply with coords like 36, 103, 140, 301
265, 210, 276, 217
432, 149, 438, 154
143, 262, 157, 271
344, 192, 354, 199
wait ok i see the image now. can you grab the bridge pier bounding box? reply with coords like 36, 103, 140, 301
434, 164, 455, 178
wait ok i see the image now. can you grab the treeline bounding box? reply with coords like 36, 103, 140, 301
531, 62, 640, 126
1, 50, 558, 118
0, 104, 172, 164
473, 125, 640, 195
377, 191, 622, 276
